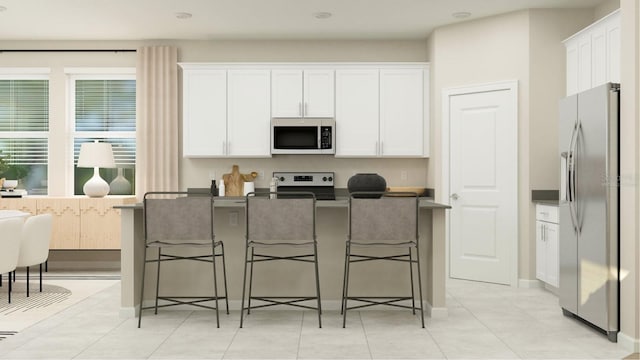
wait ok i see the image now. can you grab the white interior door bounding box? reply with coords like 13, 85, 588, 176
448, 84, 517, 286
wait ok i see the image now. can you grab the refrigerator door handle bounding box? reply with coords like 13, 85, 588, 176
567, 122, 578, 234
573, 121, 583, 232
561, 152, 569, 202
568, 122, 579, 232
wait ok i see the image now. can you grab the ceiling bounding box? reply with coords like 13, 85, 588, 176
0, 0, 607, 41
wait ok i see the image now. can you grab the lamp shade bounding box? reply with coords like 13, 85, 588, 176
77, 141, 116, 168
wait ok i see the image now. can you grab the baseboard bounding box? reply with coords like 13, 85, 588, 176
48, 261, 121, 271
426, 304, 448, 318
120, 306, 136, 318
518, 279, 543, 288
619, 332, 640, 353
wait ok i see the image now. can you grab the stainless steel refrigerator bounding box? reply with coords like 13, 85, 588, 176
559, 82, 619, 342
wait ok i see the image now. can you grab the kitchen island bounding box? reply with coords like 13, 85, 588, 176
117, 197, 450, 318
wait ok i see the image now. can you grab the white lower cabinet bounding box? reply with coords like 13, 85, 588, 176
536, 204, 559, 287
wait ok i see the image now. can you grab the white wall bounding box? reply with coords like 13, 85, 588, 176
428, 8, 593, 281
620, 0, 640, 349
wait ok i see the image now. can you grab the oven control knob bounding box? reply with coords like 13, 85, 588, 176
279, 176, 285, 182
322, 176, 327, 181
328, 176, 333, 182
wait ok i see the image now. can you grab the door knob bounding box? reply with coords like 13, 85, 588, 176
450, 193, 459, 200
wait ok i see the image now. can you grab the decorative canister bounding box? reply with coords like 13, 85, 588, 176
347, 173, 387, 198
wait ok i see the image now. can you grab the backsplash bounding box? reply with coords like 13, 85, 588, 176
182, 155, 428, 189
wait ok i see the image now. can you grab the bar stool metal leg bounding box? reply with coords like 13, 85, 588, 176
220, 243, 229, 314
211, 241, 220, 328
342, 242, 352, 328
154, 248, 161, 315
247, 247, 255, 315
415, 246, 425, 328
137, 245, 148, 328
409, 249, 415, 315
26, 266, 30, 297
313, 242, 322, 327
239, 246, 250, 328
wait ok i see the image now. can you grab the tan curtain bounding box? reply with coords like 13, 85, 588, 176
135, 46, 179, 200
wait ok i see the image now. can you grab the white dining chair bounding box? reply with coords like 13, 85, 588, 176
17, 214, 53, 297
0, 217, 25, 303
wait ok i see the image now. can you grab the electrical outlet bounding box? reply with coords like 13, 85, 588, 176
229, 211, 238, 226
400, 171, 408, 181
258, 171, 265, 180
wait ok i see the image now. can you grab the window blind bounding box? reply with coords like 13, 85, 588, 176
75, 80, 136, 132
73, 138, 136, 167
0, 80, 49, 131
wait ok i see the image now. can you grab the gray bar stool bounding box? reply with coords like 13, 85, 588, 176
342, 192, 425, 328
240, 192, 322, 328
138, 192, 229, 328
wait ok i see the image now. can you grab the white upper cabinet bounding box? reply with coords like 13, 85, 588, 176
181, 65, 271, 158
181, 63, 429, 158
272, 69, 334, 118
335, 66, 428, 158
379, 68, 424, 157
335, 69, 380, 157
564, 9, 620, 96
182, 69, 227, 157
227, 69, 271, 157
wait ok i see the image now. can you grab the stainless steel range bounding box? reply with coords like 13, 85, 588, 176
273, 171, 335, 200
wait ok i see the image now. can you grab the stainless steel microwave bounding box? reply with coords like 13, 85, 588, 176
271, 118, 335, 155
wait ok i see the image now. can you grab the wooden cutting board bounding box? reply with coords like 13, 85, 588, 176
222, 165, 257, 196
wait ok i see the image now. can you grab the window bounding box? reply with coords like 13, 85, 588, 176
0, 75, 49, 195
70, 73, 136, 195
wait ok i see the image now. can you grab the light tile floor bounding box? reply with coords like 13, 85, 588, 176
0, 278, 633, 359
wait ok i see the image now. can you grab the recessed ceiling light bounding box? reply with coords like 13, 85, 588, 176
0, 6, 7, 12
313, 12, 332, 20
175, 12, 192, 19
452, 11, 471, 19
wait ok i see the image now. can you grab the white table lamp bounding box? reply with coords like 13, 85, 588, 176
77, 141, 116, 197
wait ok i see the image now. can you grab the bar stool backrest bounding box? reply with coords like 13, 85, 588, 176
246, 193, 315, 243
144, 192, 214, 244
349, 193, 418, 243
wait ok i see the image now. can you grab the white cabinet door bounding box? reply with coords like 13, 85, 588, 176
577, 36, 592, 93
227, 70, 272, 157
379, 68, 424, 157
545, 222, 559, 287
335, 69, 379, 157
304, 70, 334, 118
591, 23, 607, 88
536, 221, 547, 282
272, 70, 303, 117
566, 40, 579, 96
272, 69, 334, 118
606, 13, 621, 84
182, 69, 227, 157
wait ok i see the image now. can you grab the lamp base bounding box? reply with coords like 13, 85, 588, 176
84, 167, 110, 197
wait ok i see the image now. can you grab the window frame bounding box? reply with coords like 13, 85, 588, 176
65, 68, 136, 196
0, 68, 51, 194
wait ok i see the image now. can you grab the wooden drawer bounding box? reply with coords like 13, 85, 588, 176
536, 204, 558, 223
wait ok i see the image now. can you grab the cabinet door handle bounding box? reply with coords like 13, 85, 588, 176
299, 102, 303, 116
380, 141, 384, 156
227, 141, 230, 155
375, 141, 379, 156
304, 102, 308, 116
222, 141, 226, 155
